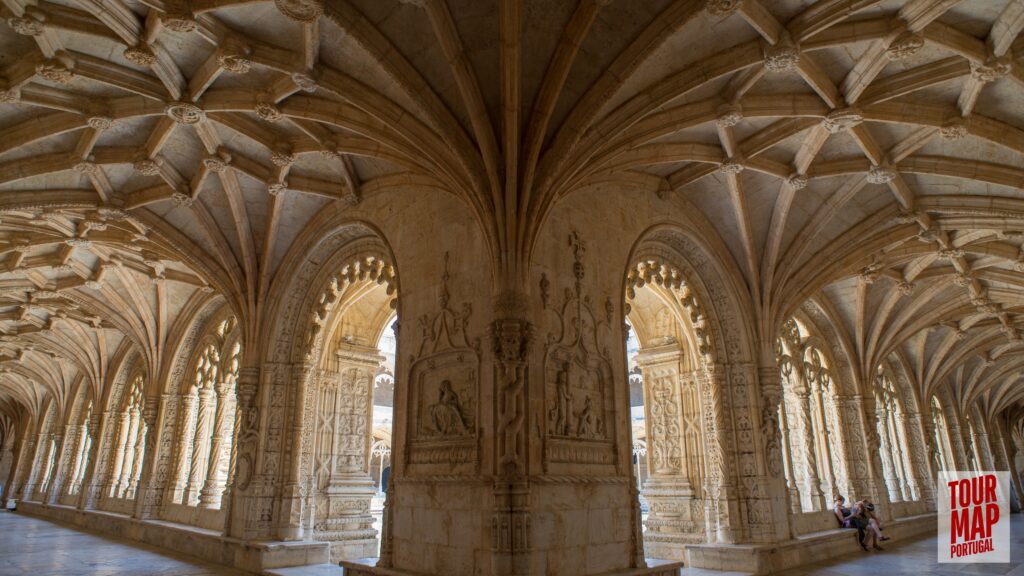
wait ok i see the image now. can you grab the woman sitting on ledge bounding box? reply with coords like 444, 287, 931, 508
835, 496, 891, 551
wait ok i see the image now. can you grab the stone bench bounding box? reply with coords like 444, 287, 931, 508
17, 500, 329, 574
684, 513, 936, 574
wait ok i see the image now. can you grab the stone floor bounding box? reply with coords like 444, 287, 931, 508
0, 510, 248, 576
0, 510, 1021, 575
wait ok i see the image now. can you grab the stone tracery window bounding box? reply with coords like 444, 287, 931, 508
173, 316, 240, 509
873, 371, 917, 502
110, 374, 146, 500
930, 396, 953, 472
67, 401, 93, 496
776, 319, 845, 512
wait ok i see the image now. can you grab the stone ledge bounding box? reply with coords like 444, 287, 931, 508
684, 513, 936, 574
338, 558, 684, 576
17, 500, 329, 573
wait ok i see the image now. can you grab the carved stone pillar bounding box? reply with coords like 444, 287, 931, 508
699, 365, 741, 544
793, 387, 826, 511
778, 393, 802, 514
311, 345, 380, 560
45, 426, 72, 504
490, 313, 533, 576
79, 410, 106, 509
1, 419, 32, 506
859, 395, 893, 520
186, 385, 215, 505
810, 380, 838, 500
132, 401, 161, 519
24, 431, 51, 500
226, 366, 270, 540
128, 409, 147, 497
756, 366, 792, 542
200, 381, 235, 508
170, 390, 198, 503
635, 345, 700, 559
118, 408, 141, 498
278, 363, 314, 542
900, 412, 931, 505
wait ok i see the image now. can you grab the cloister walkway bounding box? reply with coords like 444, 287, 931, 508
0, 510, 245, 576
0, 510, 1020, 576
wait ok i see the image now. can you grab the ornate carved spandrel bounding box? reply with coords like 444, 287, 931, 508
405, 252, 481, 475
542, 231, 617, 474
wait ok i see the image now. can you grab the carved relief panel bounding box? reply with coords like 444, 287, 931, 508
542, 232, 617, 474
404, 254, 481, 475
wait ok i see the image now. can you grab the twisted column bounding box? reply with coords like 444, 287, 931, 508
170, 390, 198, 503
186, 385, 215, 505
200, 381, 235, 508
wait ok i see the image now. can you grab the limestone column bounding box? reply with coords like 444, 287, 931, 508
898, 412, 931, 504
635, 344, 699, 559
107, 412, 131, 499
132, 400, 162, 519
793, 386, 826, 510
78, 410, 106, 509
186, 384, 215, 505
226, 366, 272, 540
1, 419, 32, 506
312, 344, 380, 560
44, 425, 72, 504
757, 365, 795, 542
277, 363, 314, 542
778, 392, 802, 514
810, 379, 838, 499
200, 381, 235, 508
908, 412, 937, 508
127, 411, 147, 498
117, 407, 141, 498
67, 421, 90, 495
169, 389, 198, 503
29, 432, 57, 501
974, 417, 995, 470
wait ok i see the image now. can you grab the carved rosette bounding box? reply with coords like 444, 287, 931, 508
218, 38, 252, 73
786, 173, 808, 189
821, 107, 863, 133
133, 158, 161, 176
715, 104, 743, 128
940, 119, 968, 140
165, 102, 205, 125
87, 116, 115, 131
171, 192, 194, 207
866, 165, 896, 184
718, 157, 745, 174
8, 13, 46, 36
161, 11, 198, 33
255, 96, 282, 122
274, 0, 324, 22
763, 35, 800, 72
970, 57, 1011, 83
0, 89, 20, 104
124, 45, 157, 67
705, 0, 742, 16
291, 72, 318, 93
36, 59, 74, 84
885, 32, 924, 60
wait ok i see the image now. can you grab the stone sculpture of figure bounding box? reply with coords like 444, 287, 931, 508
549, 363, 572, 436
429, 380, 468, 435
576, 395, 595, 438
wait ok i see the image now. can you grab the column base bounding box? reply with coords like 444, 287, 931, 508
339, 558, 684, 576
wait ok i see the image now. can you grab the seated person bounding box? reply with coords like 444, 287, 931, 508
833, 496, 866, 549
851, 499, 890, 550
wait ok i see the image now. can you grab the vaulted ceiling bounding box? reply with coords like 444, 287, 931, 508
0, 0, 1022, 422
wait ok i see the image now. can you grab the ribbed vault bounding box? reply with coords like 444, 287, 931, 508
1, 0, 1022, 446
